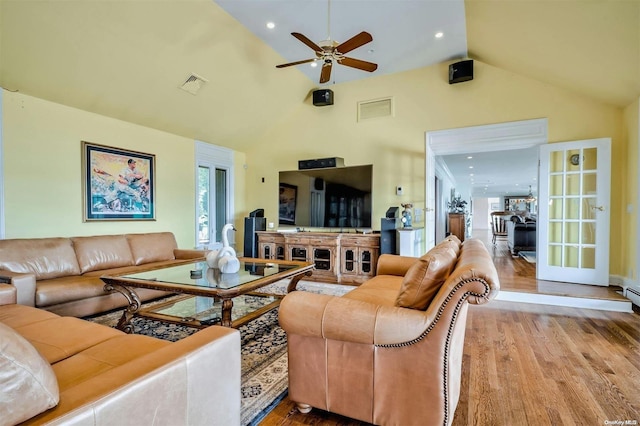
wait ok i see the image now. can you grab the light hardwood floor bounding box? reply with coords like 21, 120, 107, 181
260, 234, 640, 426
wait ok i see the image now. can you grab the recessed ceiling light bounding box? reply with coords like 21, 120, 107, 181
266, 22, 275, 29
469, 173, 474, 177
310, 62, 318, 68
467, 156, 473, 159
435, 32, 444, 39
469, 166, 473, 169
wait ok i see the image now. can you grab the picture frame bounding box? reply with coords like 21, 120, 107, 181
82, 141, 155, 221
278, 183, 297, 225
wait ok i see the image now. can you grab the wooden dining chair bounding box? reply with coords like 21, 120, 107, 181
490, 211, 509, 244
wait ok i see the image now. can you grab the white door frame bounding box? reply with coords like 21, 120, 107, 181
0, 89, 4, 239
425, 118, 549, 244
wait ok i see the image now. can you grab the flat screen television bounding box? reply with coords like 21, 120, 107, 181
279, 165, 372, 229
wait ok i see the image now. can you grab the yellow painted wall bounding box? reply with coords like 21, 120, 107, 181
624, 98, 639, 280
2, 91, 246, 248
246, 60, 628, 276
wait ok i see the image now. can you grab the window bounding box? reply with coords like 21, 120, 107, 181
195, 141, 234, 249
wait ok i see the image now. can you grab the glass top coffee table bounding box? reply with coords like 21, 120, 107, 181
101, 258, 314, 331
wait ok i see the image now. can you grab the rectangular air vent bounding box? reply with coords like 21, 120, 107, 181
179, 73, 208, 95
358, 97, 394, 121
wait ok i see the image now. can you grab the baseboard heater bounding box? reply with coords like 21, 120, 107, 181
625, 286, 640, 307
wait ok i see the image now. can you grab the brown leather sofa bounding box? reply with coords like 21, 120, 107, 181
0, 284, 240, 425
279, 237, 500, 426
0, 232, 206, 317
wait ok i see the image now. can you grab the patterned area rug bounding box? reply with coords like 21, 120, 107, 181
85, 280, 354, 426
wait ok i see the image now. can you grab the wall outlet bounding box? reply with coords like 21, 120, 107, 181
396, 186, 403, 196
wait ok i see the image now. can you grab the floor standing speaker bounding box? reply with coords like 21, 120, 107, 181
380, 217, 400, 255
243, 217, 266, 258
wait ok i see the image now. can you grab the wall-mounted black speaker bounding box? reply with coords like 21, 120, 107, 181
449, 59, 474, 84
313, 89, 334, 106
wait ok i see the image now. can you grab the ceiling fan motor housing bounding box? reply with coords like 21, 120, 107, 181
313, 89, 334, 106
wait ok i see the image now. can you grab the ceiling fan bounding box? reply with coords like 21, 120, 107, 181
275, 1, 378, 84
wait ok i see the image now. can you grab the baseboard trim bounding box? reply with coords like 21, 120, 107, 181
496, 290, 633, 313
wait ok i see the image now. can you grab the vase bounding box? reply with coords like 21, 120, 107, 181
401, 203, 413, 228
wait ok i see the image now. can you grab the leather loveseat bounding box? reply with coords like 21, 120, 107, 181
279, 236, 500, 425
506, 216, 537, 255
0, 284, 240, 425
0, 232, 205, 317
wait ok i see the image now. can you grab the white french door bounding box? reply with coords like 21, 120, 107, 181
537, 138, 611, 285
195, 141, 234, 249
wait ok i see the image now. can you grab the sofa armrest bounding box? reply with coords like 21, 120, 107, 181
0, 283, 17, 305
0, 271, 36, 306
173, 248, 207, 260
375, 254, 419, 276
32, 326, 241, 426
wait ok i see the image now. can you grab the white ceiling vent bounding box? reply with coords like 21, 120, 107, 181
179, 73, 208, 95
358, 97, 394, 121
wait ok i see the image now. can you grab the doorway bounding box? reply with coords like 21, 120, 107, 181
425, 118, 548, 251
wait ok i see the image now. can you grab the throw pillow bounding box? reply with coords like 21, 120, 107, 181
0, 323, 59, 424
396, 247, 457, 310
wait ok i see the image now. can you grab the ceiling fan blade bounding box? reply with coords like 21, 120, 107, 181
336, 31, 373, 54
320, 62, 333, 84
291, 32, 323, 53
338, 57, 378, 72
276, 58, 316, 68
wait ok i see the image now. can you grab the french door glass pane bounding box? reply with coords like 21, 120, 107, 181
215, 168, 227, 243
198, 167, 210, 246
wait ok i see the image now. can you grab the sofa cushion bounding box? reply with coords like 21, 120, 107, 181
127, 233, 177, 265
35, 275, 107, 307
15, 316, 124, 364
0, 237, 81, 280
0, 322, 60, 425
0, 304, 59, 329
395, 247, 457, 310
72, 235, 134, 274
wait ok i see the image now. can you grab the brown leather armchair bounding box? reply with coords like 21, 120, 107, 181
279, 238, 499, 425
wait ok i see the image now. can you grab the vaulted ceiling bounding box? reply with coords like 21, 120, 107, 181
1, 0, 638, 153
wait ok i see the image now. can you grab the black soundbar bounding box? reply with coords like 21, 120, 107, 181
298, 157, 345, 170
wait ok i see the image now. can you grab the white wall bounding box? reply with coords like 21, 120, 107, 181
473, 197, 490, 230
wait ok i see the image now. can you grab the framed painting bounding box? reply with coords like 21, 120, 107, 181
82, 141, 155, 221
278, 183, 297, 225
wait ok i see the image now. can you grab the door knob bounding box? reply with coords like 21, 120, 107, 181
591, 205, 605, 211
